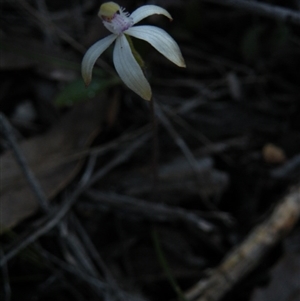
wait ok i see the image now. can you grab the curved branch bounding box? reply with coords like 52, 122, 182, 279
205, 0, 300, 25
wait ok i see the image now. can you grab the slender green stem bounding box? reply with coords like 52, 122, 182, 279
150, 96, 159, 201
124, 34, 159, 199
151, 229, 188, 301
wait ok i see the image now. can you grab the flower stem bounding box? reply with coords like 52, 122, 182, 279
151, 228, 188, 301
126, 34, 159, 199
150, 96, 159, 200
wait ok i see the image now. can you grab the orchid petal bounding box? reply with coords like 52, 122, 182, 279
125, 26, 186, 67
130, 5, 172, 24
113, 34, 151, 100
81, 34, 117, 86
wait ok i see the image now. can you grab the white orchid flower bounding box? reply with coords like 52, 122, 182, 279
81, 2, 186, 100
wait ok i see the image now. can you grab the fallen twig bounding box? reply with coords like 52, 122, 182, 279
154, 101, 217, 210
84, 190, 214, 233
0, 113, 49, 213
37, 245, 147, 301
0, 248, 11, 301
270, 153, 300, 179
185, 183, 300, 301
205, 0, 300, 25
0, 134, 150, 266
13, 0, 115, 75
71, 214, 120, 288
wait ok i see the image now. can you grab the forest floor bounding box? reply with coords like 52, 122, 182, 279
1, 1, 300, 301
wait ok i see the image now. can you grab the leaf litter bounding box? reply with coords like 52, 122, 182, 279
1, 1, 300, 301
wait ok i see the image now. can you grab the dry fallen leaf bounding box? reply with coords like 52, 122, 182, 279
1, 98, 111, 234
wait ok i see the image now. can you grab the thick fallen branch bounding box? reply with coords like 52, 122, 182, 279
185, 183, 300, 301
205, 0, 300, 25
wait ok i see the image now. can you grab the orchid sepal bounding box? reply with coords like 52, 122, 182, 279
82, 34, 117, 86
